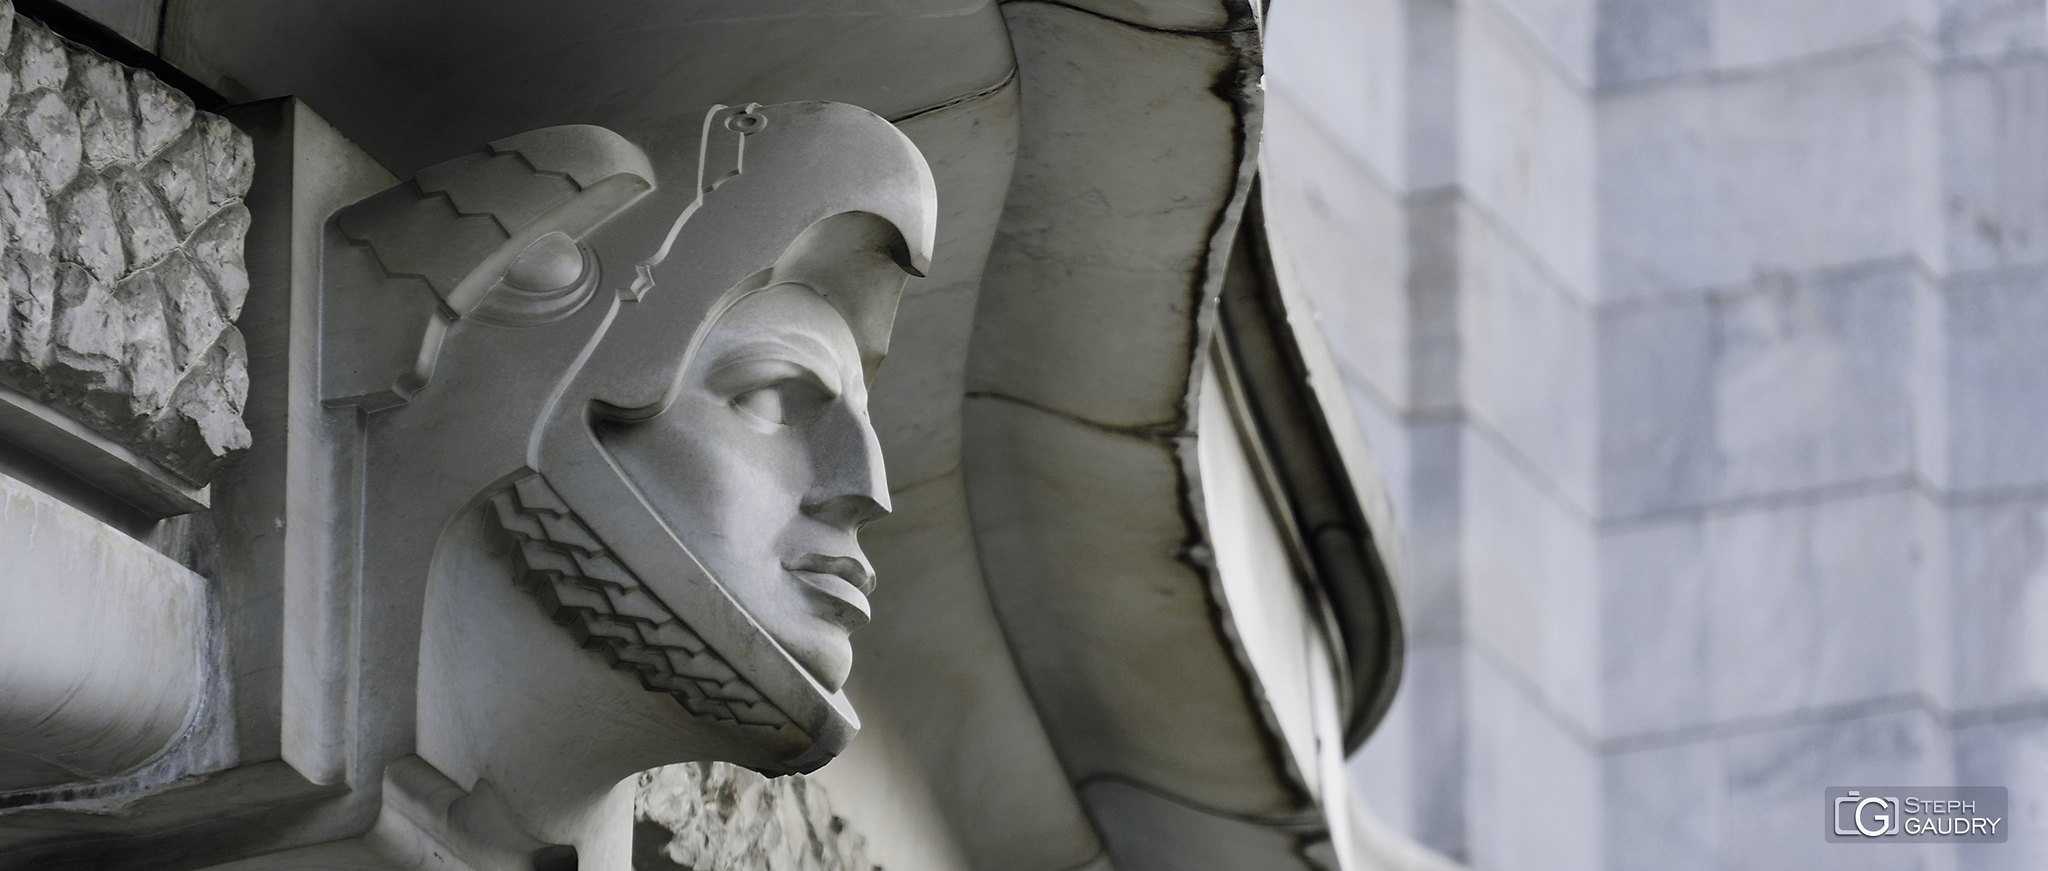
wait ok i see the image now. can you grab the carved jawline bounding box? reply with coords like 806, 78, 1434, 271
484, 472, 791, 731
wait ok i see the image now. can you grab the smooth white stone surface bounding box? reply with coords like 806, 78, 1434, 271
833, 469, 1104, 871
1598, 48, 1940, 299
1956, 717, 2048, 871
1597, 516, 1711, 738
1461, 426, 1599, 733
1264, 90, 1412, 409
1940, 59, 2048, 274
1711, 266, 1918, 503
1944, 497, 2048, 712
1455, 200, 1597, 512
1402, 194, 1463, 412
1936, 269, 2048, 491
1597, 294, 1715, 517
0, 470, 206, 792
1265, 0, 1406, 183
969, 0, 1243, 429
1482, 0, 1596, 86
1711, 0, 1936, 72
1721, 710, 1954, 870
1462, 651, 1600, 871
1703, 488, 1925, 725
1601, 739, 1721, 871
1350, 642, 1467, 858
1199, 358, 1324, 793
1939, 0, 2047, 58
1593, 0, 1710, 86
1459, 0, 1598, 296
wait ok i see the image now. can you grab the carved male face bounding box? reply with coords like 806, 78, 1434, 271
600, 282, 889, 694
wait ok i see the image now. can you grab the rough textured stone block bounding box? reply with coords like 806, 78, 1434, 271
0, 5, 253, 484
635, 761, 879, 871
1711, 265, 1918, 503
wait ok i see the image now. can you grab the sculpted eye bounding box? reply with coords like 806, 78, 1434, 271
733, 384, 790, 424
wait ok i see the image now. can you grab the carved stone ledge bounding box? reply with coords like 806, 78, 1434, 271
0, 0, 253, 494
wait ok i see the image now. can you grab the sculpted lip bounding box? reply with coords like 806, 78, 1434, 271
784, 553, 875, 629
784, 553, 875, 595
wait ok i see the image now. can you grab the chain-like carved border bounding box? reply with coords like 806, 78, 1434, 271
485, 472, 790, 730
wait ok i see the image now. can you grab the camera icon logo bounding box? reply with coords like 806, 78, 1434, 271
1834, 791, 1901, 837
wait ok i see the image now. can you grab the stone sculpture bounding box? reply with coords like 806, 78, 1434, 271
320, 100, 935, 863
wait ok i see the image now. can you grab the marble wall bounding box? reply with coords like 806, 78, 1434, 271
1265, 0, 2048, 868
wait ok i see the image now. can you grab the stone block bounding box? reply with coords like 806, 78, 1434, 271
1, 250, 53, 368
198, 113, 253, 210
1392, 414, 1463, 644
1955, 717, 2048, 871
131, 68, 193, 161
7, 17, 64, 94
1406, 0, 1456, 190
1939, 0, 2047, 59
1597, 294, 1714, 518
1603, 739, 1721, 871
69, 49, 135, 169
0, 10, 254, 484
0, 141, 52, 258
1264, 91, 1412, 409
1265, 0, 1405, 182
1351, 641, 1467, 856
1463, 651, 1600, 871
1462, 426, 1599, 731
149, 129, 209, 236
1710, 265, 1918, 503
1484, 0, 1597, 86
1941, 267, 2048, 491
1459, 0, 1598, 296
1457, 202, 1598, 512
1594, 0, 1711, 87
12, 88, 80, 194
1403, 192, 1460, 412
1944, 498, 2048, 712
1712, 0, 1937, 72
1599, 48, 1939, 299
111, 166, 179, 265
1941, 58, 2048, 274
1722, 710, 1953, 870
1704, 488, 1926, 724
1599, 516, 1710, 739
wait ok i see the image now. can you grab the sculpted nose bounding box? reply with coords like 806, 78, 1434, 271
801, 403, 891, 530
